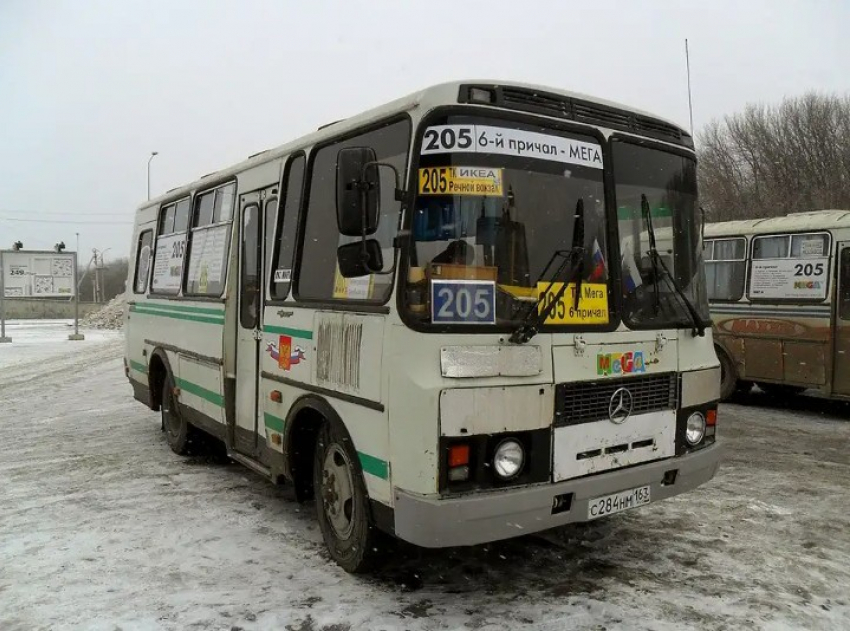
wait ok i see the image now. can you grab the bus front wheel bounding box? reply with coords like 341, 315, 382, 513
313, 420, 385, 573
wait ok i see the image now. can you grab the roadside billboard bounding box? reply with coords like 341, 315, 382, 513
1, 250, 76, 298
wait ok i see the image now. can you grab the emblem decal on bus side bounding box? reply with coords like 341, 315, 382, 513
266, 335, 307, 371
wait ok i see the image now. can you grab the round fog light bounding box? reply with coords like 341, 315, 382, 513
685, 412, 706, 445
493, 439, 525, 480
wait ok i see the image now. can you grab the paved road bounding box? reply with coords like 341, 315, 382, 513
1, 327, 848, 630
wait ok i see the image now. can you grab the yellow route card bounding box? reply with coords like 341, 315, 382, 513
418, 167, 503, 196
537, 282, 609, 324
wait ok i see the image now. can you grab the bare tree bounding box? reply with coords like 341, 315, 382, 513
698, 93, 850, 222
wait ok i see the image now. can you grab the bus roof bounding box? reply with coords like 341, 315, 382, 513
140, 80, 690, 211
705, 210, 850, 238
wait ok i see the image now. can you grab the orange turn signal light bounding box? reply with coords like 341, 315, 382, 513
270, 390, 283, 403
706, 409, 717, 426
449, 444, 470, 468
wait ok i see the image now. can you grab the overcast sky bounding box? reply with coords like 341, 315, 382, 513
1, 0, 849, 261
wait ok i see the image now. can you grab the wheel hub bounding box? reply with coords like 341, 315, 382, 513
322, 445, 355, 539
163, 390, 181, 437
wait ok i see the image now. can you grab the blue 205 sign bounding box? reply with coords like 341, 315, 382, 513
431, 280, 496, 324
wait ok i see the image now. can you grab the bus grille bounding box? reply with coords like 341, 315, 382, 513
554, 373, 678, 427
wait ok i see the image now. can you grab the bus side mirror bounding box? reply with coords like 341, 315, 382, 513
336, 147, 380, 237
337, 240, 383, 278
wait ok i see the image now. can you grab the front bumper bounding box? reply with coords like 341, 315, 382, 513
393, 440, 722, 548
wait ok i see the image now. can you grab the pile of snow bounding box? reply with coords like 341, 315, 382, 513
80, 293, 126, 329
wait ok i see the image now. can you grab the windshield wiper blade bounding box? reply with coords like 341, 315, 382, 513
640, 194, 706, 337
640, 195, 663, 317
509, 199, 585, 344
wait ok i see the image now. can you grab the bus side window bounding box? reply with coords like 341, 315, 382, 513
270, 154, 306, 301
263, 197, 278, 294
184, 182, 235, 296
150, 199, 189, 295
705, 237, 746, 301
133, 230, 153, 294
298, 118, 410, 302
240, 204, 260, 328
840, 248, 850, 321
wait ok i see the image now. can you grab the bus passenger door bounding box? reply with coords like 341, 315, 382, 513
832, 243, 850, 396
233, 191, 264, 457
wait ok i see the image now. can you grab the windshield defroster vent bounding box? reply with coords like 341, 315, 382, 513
459, 84, 693, 149
502, 88, 570, 117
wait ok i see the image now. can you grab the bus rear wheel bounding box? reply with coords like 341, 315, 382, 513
313, 420, 384, 573
161, 372, 192, 455
718, 349, 740, 401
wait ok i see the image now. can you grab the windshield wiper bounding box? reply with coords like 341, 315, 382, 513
640, 194, 663, 317
640, 194, 706, 337
509, 199, 585, 344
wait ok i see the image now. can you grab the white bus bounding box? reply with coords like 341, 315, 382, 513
125, 81, 722, 572
705, 211, 850, 400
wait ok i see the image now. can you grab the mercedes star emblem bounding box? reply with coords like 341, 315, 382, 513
608, 387, 633, 424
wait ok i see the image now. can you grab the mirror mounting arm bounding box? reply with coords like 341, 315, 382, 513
362, 160, 405, 204
357, 160, 405, 275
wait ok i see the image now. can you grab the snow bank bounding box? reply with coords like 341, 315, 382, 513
80, 293, 126, 329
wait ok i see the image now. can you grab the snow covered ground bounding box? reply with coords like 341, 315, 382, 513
1, 321, 849, 631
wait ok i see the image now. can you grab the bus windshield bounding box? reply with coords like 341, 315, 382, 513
613, 140, 709, 329
403, 115, 609, 328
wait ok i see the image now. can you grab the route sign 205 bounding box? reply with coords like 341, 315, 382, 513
431, 280, 496, 324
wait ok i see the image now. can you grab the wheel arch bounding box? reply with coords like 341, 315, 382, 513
715, 339, 741, 400
714, 339, 737, 374
147, 347, 175, 412
283, 394, 359, 502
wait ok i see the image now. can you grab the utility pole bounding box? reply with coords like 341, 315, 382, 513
69, 232, 84, 340
91, 248, 99, 303
0, 250, 10, 343
89, 248, 111, 303
96, 249, 102, 303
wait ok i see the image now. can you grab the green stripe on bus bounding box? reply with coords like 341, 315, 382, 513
175, 377, 224, 407
264, 412, 285, 433
129, 360, 147, 374
142, 302, 225, 316
130, 306, 224, 325
263, 325, 314, 340
358, 452, 389, 480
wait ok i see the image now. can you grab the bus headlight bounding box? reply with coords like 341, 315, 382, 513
493, 439, 525, 480
685, 412, 706, 445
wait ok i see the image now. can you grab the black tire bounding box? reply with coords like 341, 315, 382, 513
718, 348, 739, 401
161, 371, 192, 455
313, 420, 385, 573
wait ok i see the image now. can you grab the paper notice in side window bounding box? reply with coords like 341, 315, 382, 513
799, 239, 825, 257
749, 258, 828, 300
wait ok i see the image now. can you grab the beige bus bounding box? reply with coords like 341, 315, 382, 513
705, 210, 850, 400
125, 80, 722, 572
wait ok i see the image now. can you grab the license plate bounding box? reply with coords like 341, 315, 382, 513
587, 485, 651, 520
